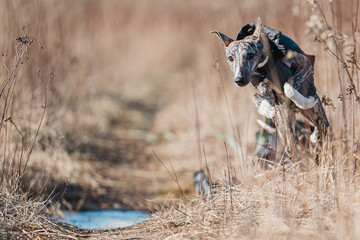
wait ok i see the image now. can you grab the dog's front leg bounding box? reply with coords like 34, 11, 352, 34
253, 96, 276, 118
253, 82, 277, 118
284, 82, 318, 109
283, 51, 318, 109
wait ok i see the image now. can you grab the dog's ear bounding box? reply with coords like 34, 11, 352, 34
210, 31, 234, 47
252, 17, 262, 41
256, 17, 262, 27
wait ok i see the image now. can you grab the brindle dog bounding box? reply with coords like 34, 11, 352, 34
212, 18, 329, 162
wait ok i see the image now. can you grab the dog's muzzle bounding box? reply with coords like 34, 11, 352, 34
234, 76, 249, 87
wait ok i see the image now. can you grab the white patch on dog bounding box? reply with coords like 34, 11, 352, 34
310, 127, 318, 143
284, 82, 318, 109
258, 99, 276, 118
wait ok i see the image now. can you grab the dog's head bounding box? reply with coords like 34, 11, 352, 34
211, 18, 270, 87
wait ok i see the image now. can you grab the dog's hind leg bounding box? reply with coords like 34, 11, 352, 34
299, 95, 329, 139
299, 95, 329, 164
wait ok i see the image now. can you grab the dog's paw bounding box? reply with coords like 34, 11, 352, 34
258, 99, 276, 118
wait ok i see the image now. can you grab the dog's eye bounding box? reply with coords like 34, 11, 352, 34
247, 53, 255, 60
228, 56, 234, 62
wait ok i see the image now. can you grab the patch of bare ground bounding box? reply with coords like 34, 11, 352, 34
31, 90, 190, 212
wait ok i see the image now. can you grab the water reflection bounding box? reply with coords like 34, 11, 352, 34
63, 210, 150, 230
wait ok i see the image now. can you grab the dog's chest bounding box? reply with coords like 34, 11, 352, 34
265, 59, 292, 87
263, 79, 296, 108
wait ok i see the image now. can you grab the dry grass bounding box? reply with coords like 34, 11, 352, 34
0, 190, 93, 239
119, 138, 359, 239
0, 26, 88, 239
107, 0, 360, 239
0, 0, 360, 239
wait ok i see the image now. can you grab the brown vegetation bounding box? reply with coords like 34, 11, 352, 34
0, 0, 359, 239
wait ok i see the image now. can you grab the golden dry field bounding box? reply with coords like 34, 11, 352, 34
0, 0, 359, 239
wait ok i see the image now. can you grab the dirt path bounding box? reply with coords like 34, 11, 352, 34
58, 90, 191, 212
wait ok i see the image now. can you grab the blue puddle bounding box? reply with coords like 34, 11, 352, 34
63, 210, 150, 230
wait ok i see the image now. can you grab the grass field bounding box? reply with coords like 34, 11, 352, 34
0, 0, 359, 239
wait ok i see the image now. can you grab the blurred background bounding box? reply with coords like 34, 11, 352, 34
0, 0, 357, 211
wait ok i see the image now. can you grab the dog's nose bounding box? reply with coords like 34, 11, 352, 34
234, 76, 247, 87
